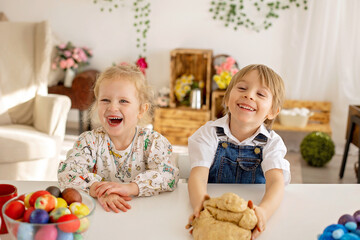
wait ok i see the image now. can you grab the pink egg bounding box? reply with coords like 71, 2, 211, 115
34, 225, 57, 240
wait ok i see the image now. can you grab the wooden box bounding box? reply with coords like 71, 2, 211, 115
211, 90, 226, 120
346, 105, 360, 148
153, 107, 211, 146
169, 49, 213, 110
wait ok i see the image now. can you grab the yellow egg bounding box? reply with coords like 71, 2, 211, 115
69, 202, 90, 216
24, 192, 33, 208
56, 197, 68, 208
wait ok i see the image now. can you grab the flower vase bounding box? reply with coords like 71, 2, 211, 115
64, 68, 76, 88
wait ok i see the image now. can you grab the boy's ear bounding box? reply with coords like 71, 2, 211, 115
138, 103, 149, 119
267, 107, 280, 120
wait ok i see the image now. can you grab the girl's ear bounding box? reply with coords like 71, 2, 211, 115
267, 107, 280, 120
138, 103, 149, 119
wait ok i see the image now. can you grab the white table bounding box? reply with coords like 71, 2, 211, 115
0, 180, 359, 240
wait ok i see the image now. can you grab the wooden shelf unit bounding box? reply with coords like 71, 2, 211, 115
153, 107, 210, 146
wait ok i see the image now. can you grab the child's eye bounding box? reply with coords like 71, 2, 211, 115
238, 87, 246, 90
120, 99, 128, 103
100, 98, 110, 102
257, 92, 266, 97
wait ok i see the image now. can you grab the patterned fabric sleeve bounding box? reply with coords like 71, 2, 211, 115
57, 131, 103, 193
133, 131, 179, 197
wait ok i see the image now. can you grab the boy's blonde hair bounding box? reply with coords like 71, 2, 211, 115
88, 65, 155, 127
223, 64, 285, 129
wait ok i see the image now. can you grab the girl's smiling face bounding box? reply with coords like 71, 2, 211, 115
97, 77, 145, 143
226, 69, 277, 130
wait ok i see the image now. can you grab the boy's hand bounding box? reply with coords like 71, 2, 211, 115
98, 193, 132, 213
252, 206, 267, 239
185, 194, 210, 234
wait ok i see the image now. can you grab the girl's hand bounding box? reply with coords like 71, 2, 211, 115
185, 194, 210, 234
98, 193, 132, 213
94, 182, 138, 199
89, 182, 106, 198
252, 206, 267, 239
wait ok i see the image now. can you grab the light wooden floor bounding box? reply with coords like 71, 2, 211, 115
63, 125, 359, 184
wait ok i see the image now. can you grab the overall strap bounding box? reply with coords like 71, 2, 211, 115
215, 127, 226, 137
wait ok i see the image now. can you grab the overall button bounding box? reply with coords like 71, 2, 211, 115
254, 147, 261, 154
222, 143, 228, 148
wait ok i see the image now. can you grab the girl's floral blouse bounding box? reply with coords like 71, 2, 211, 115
58, 126, 179, 197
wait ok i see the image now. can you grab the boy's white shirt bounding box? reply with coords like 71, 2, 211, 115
188, 114, 291, 185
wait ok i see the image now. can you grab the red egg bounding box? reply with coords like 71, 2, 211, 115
29, 190, 50, 207
62, 188, 82, 205
17, 194, 25, 202
23, 207, 35, 222
5, 200, 25, 220
57, 214, 80, 233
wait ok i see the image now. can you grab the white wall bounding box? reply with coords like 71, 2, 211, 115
1, 0, 356, 153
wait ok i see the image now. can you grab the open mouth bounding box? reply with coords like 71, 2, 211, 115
107, 117, 123, 126
238, 104, 256, 112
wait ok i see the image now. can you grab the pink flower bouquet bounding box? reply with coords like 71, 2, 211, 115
52, 42, 93, 71
213, 56, 239, 89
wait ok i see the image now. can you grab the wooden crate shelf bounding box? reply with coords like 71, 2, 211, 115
169, 48, 213, 110
153, 107, 210, 146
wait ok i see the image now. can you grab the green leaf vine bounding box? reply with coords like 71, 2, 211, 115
92, 0, 150, 58
209, 0, 308, 32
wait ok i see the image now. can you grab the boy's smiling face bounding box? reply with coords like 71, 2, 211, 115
225, 69, 277, 130
97, 77, 145, 145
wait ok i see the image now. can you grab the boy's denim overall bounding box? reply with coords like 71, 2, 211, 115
208, 127, 267, 184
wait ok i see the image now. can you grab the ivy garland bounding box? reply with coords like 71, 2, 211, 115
209, 0, 308, 32
93, 0, 150, 58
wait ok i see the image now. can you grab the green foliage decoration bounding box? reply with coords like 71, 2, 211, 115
92, 0, 150, 58
300, 131, 335, 167
209, 0, 308, 32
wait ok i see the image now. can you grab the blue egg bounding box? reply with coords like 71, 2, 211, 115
17, 223, 35, 240
56, 228, 74, 240
332, 229, 344, 239
29, 209, 49, 224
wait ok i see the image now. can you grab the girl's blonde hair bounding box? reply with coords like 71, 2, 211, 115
223, 64, 285, 129
87, 65, 155, 127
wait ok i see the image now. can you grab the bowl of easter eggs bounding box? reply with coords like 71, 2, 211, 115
1, 186, 96, 240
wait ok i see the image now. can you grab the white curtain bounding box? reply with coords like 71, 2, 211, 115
282, 0, 360, 153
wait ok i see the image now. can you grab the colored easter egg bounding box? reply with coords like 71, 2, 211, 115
23, 207, 35, 222
57, 229, 74, 240
29, 209, 49, 224
5, 200, 25, 220
339, 214, 356, 225
76, 216, 90, 233
49, 207, 71, 223
35, 194, 57, 212
17, 194, 25, 202
29, 190, 50, 207
56, 197, 68, 208
62, 188, 82, 205
73, 233, 83, 240
24, 192, 34, 208
353, 210, 360, 223
17, 224, 35, 240
34, 225, 57, 240
69, 202, 90, 216
57, 214, 80, 233
46, 186, 62, 198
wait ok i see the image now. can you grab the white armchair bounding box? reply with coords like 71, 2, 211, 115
0, 21, 71, 180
